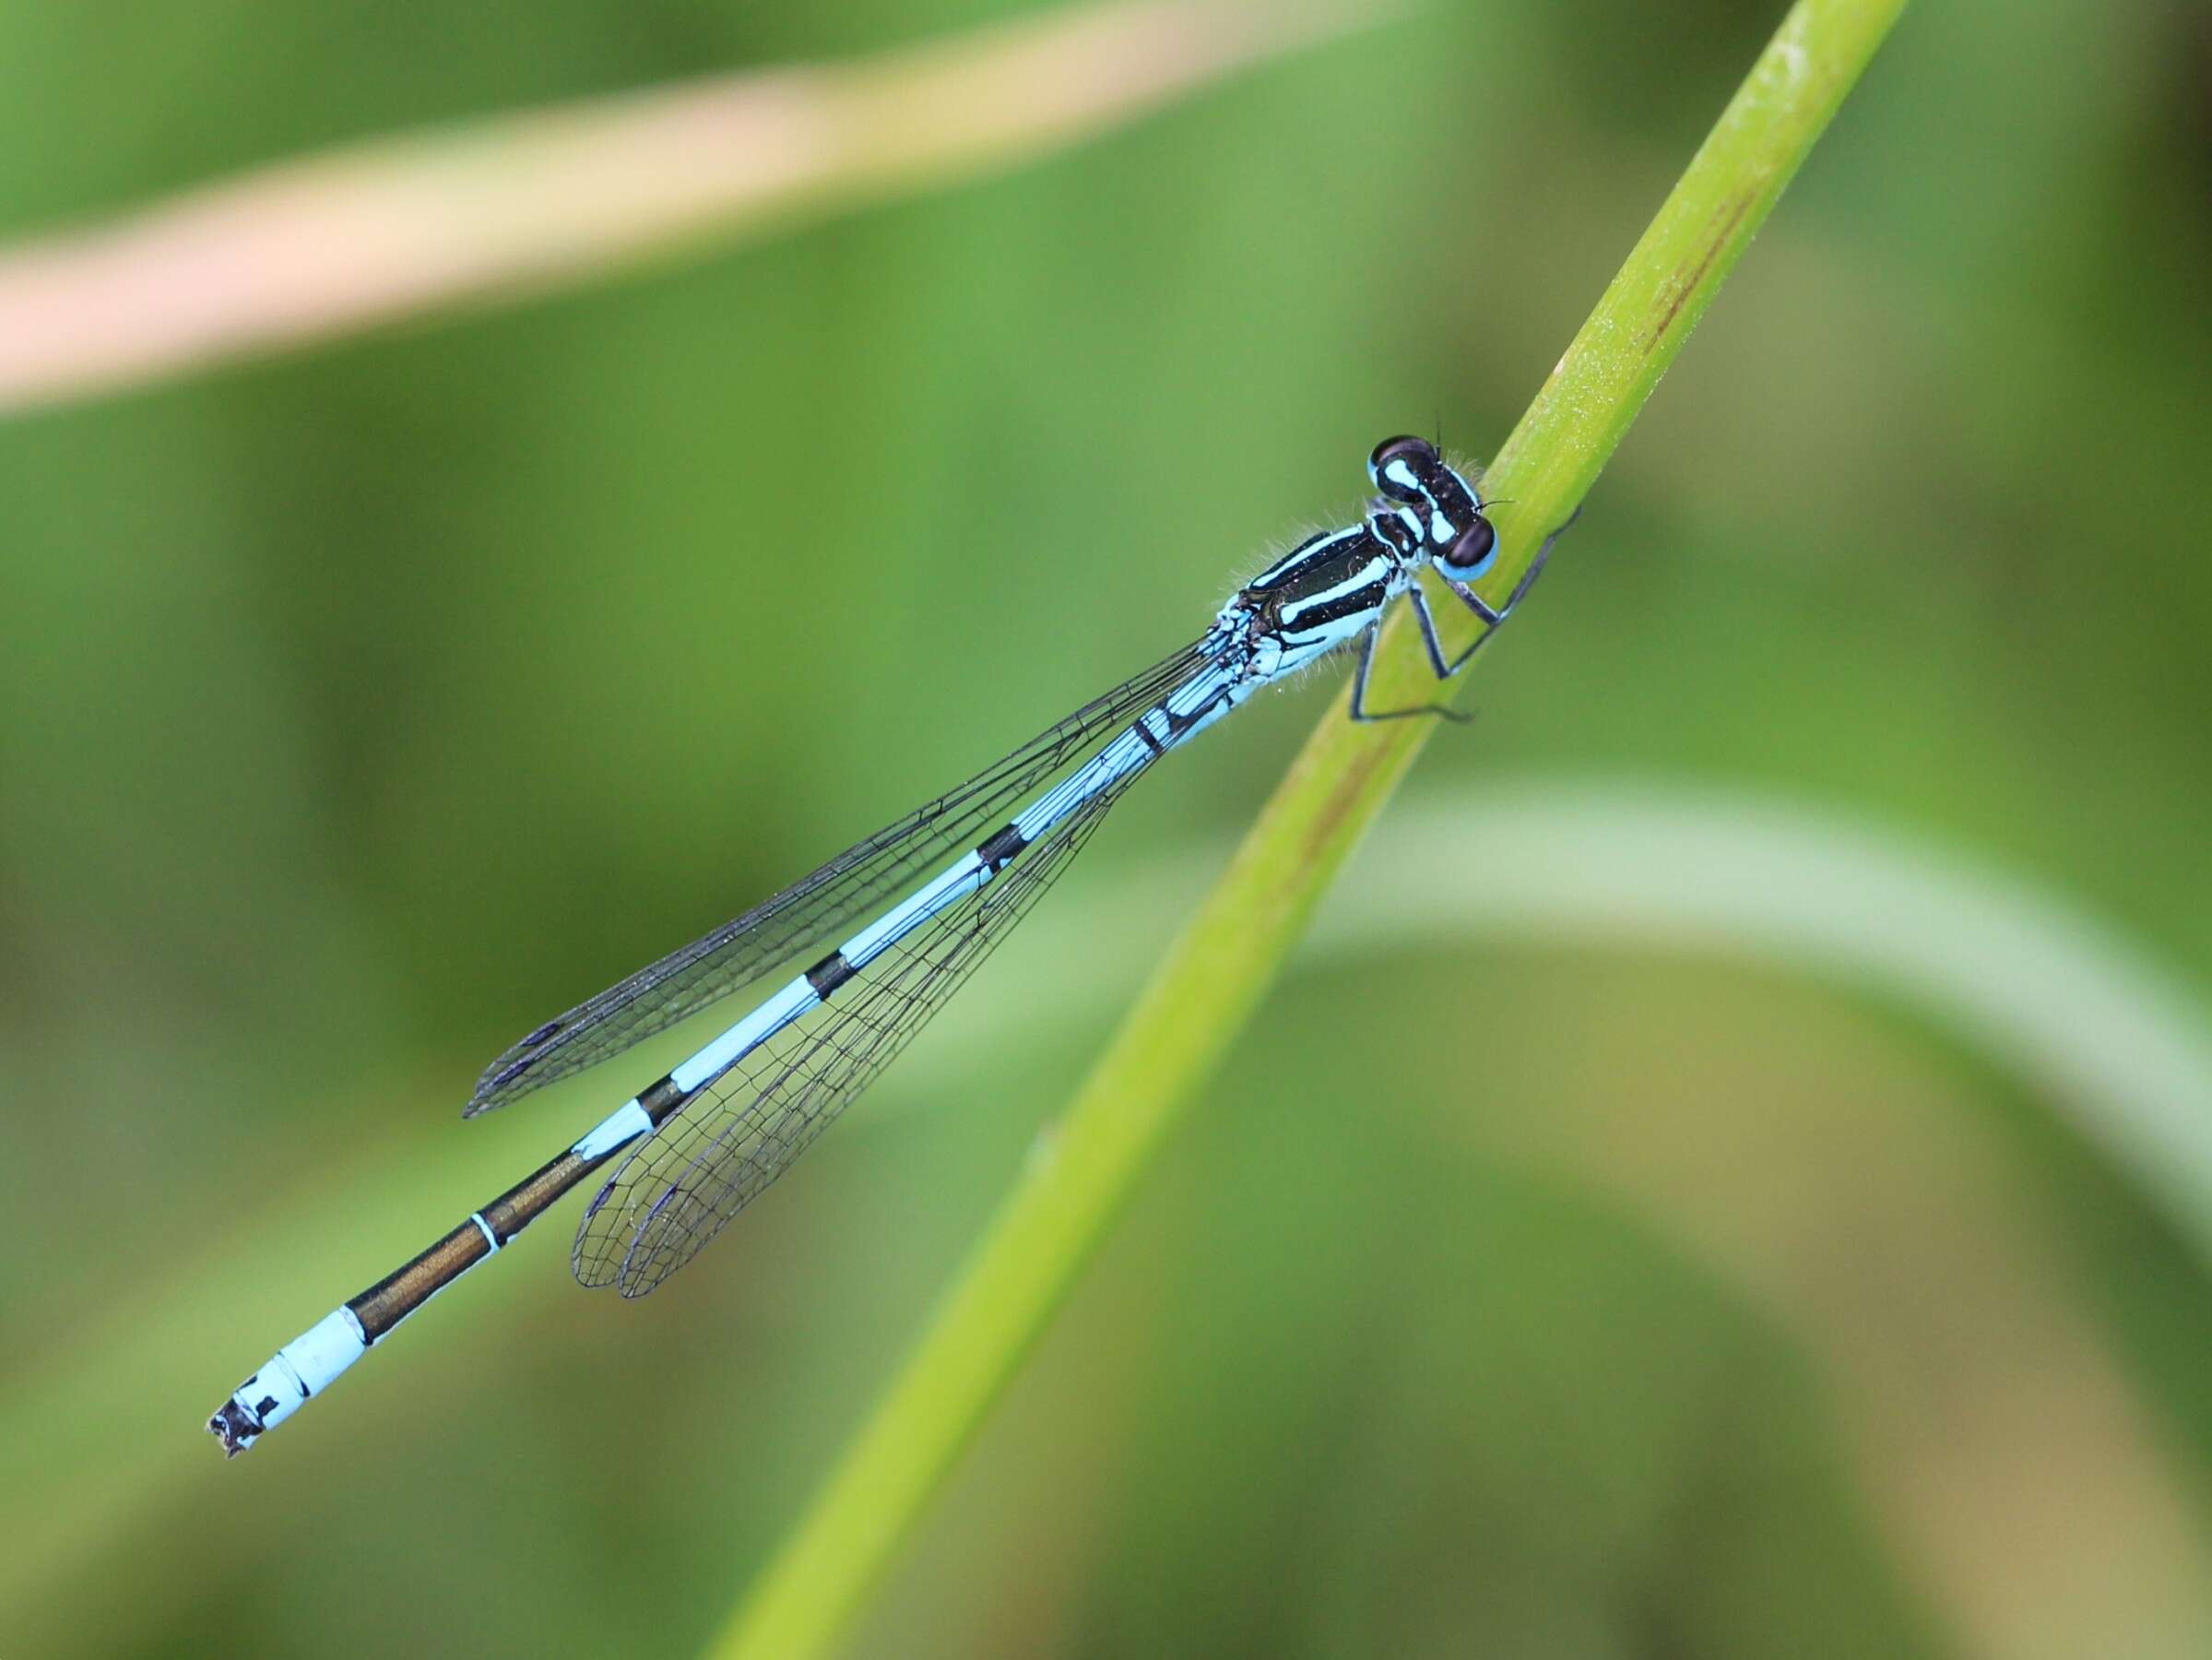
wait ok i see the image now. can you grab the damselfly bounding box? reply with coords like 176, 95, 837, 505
208, 435, 1561, 1454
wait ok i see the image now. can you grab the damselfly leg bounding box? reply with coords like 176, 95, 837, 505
1348, 507, 1577, 723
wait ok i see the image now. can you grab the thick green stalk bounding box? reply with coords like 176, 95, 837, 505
710, 2, 1910, 1654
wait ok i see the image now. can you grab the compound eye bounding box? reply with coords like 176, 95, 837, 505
1368, 434, 1437, 504
1440, 514, 1496, 575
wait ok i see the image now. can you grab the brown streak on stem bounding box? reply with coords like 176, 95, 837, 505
1645, 187, 1755, 353
1297, 736, 1393, 866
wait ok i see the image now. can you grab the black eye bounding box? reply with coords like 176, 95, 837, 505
1441, 515, 1496, 573
1368, 434, 1437, 504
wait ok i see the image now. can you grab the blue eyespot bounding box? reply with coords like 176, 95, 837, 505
1368, 435, 1437, 504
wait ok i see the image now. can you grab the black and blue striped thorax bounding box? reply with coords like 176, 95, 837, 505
1216, 435, 1497, 681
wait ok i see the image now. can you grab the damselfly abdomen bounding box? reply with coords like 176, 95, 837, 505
208, 435, 1560, 1454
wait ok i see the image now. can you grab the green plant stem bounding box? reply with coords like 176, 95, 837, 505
709, 2, 1910, 1654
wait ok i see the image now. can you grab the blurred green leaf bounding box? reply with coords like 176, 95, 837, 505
17, 775, 2212, 1642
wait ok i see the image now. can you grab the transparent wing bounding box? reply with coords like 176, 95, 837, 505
571, 760, 1141, 1298
464, 637, 1212, 1117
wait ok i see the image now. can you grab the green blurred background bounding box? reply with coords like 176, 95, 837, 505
2, 0, 2208, 1654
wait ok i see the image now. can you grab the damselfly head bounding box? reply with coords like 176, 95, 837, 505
1367, 435, 1496, 580
1367, 434, 1445, 503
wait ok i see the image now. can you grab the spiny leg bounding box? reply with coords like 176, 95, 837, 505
1353, 507, 1579, 722
1348, 591, 1472, 724
1435, 506, 1579, 674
